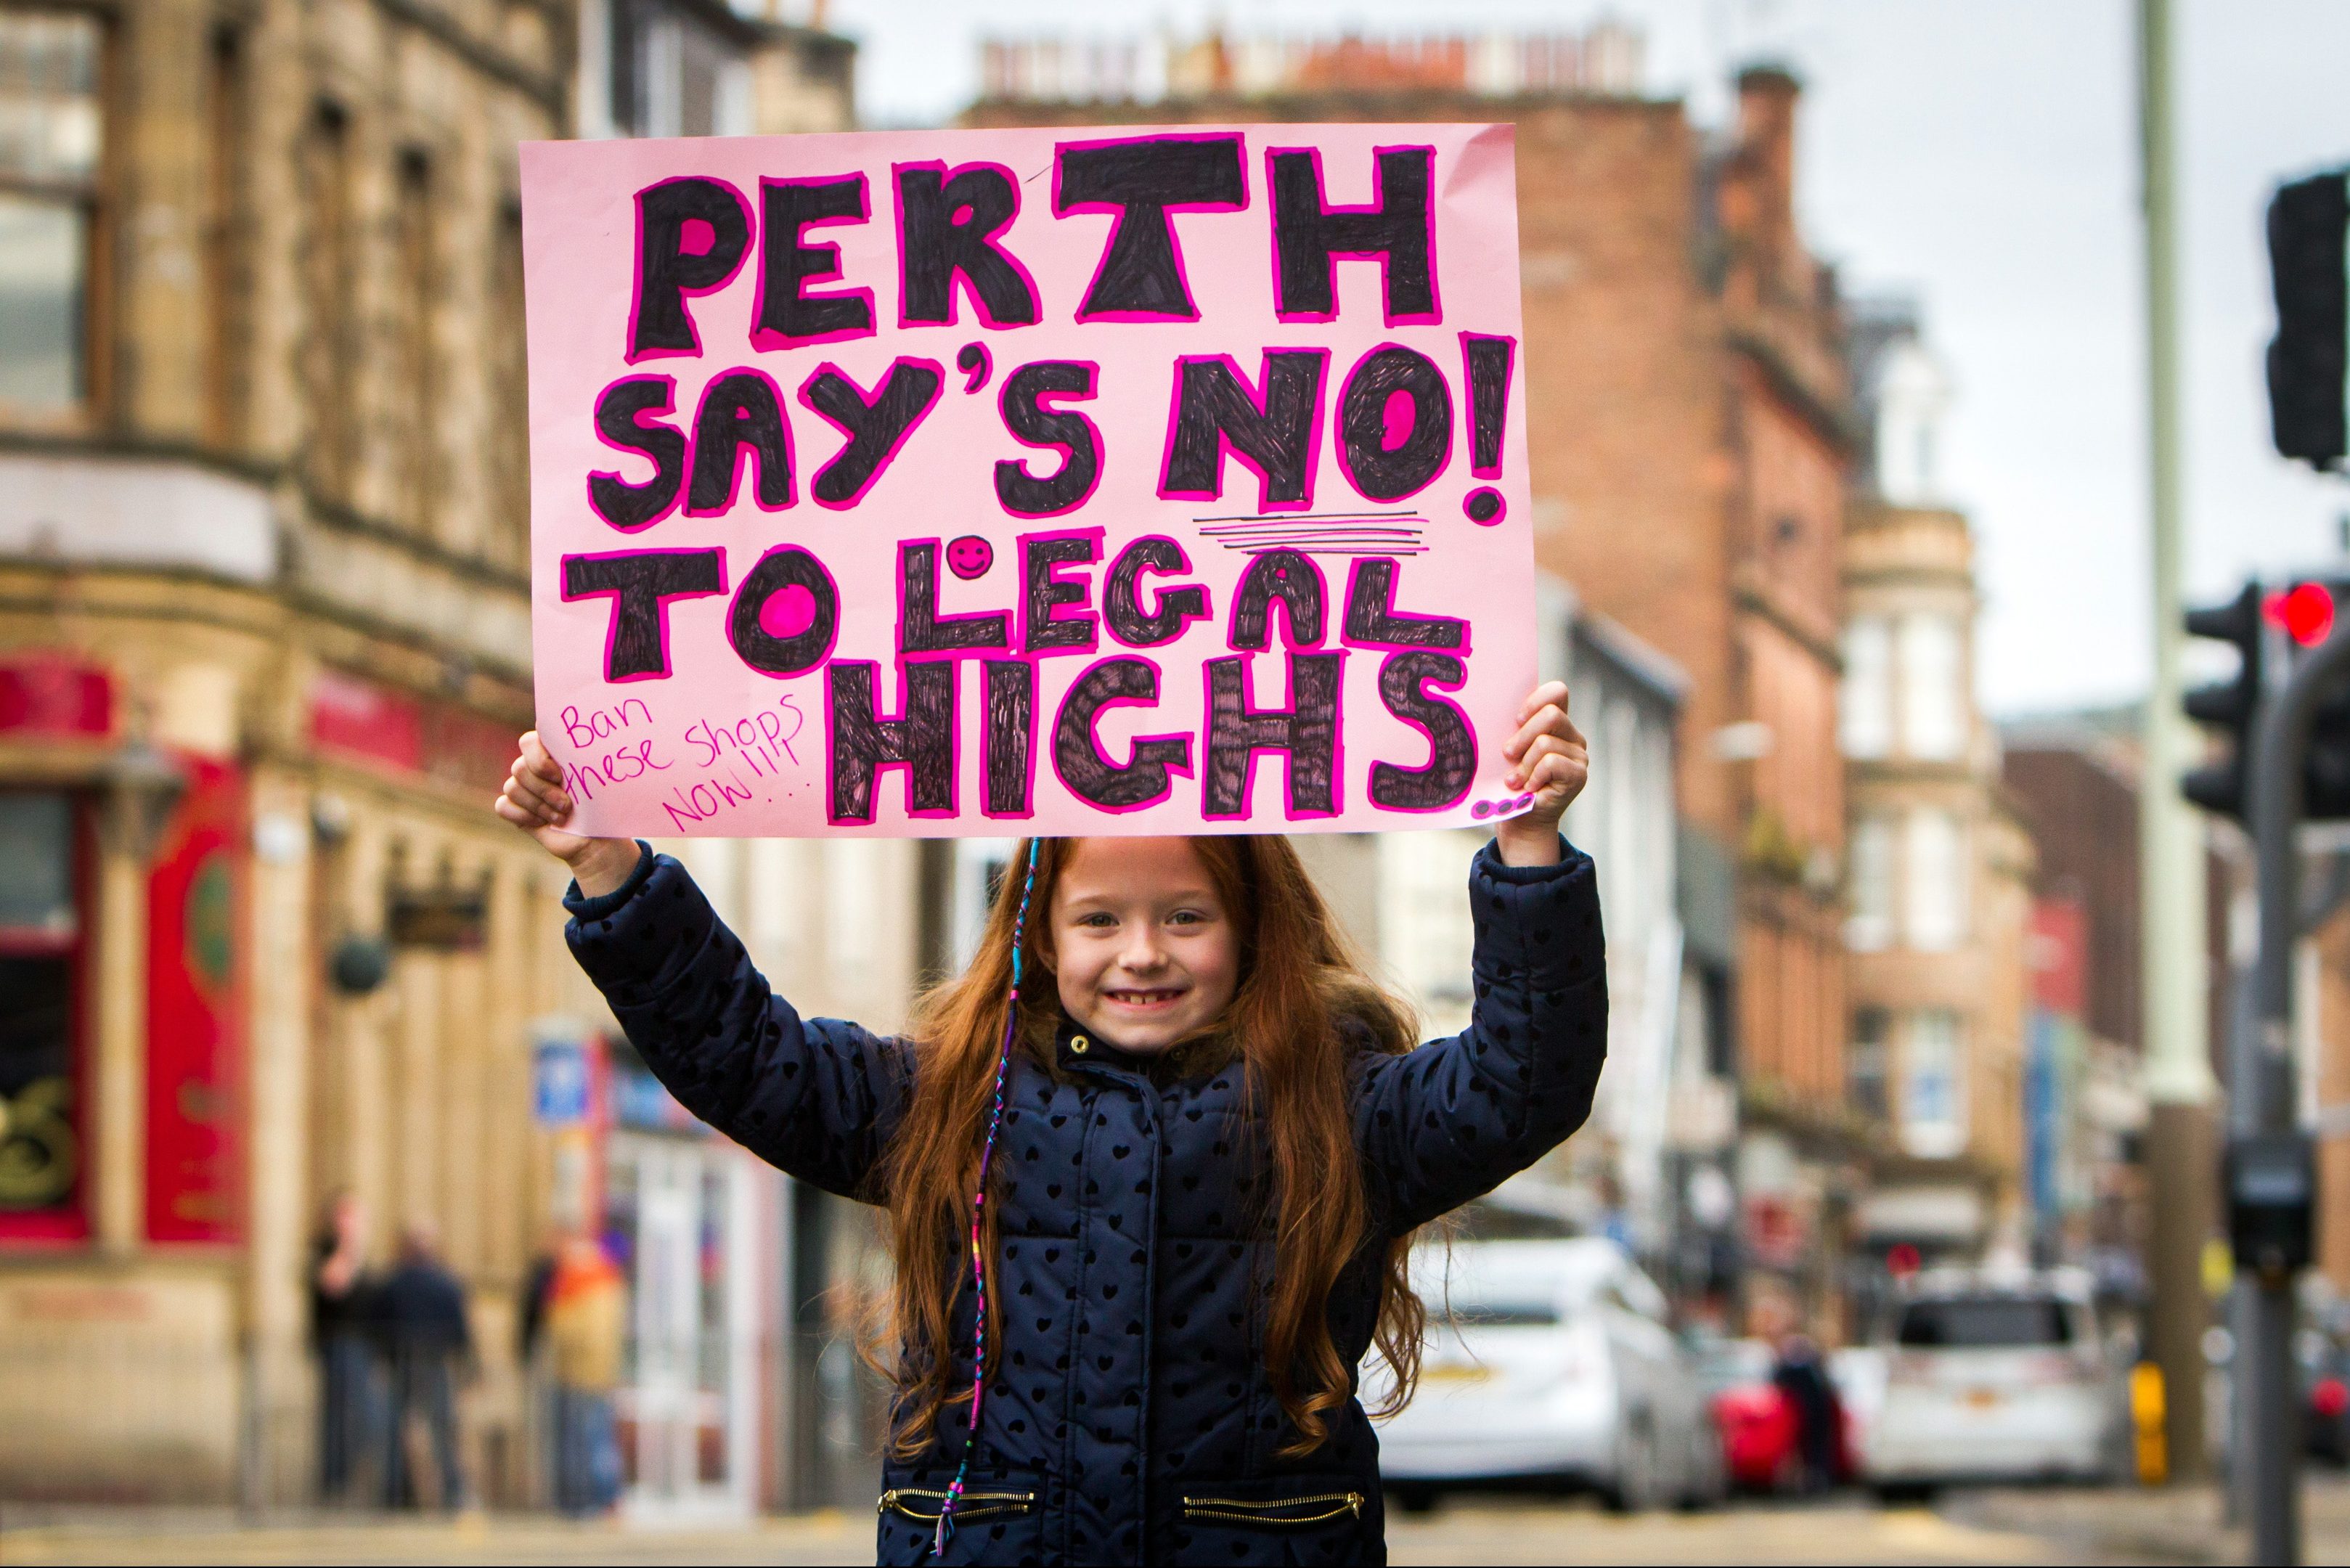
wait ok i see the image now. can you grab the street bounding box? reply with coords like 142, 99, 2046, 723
5, 1486, 2341, 1568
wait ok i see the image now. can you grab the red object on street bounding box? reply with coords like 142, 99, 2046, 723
1713, 1384, 1798, 1491
2313, 1376, 2349, 1421
1886, 1242, 1922, 1280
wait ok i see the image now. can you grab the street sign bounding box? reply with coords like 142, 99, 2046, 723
533, 1038, 592, 1127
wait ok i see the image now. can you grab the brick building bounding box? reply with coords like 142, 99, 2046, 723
968, 37, 1856, 1320
0, 0, 874, 1509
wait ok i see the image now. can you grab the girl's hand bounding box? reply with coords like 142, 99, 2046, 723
493, 732, 641, 894
1494, 681, 1590, 868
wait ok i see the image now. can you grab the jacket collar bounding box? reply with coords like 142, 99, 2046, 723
1054, 1016, 1154, 1075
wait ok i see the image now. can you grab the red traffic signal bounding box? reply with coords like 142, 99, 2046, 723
2265, 581, 2339, 648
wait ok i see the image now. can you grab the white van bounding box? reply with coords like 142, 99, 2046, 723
1861, 1267, 2119, 1495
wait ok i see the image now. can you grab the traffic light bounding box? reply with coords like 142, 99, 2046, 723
2267, 171, 2349, 468
2287, 578, 2350, 818
2182, 581, 2264, 821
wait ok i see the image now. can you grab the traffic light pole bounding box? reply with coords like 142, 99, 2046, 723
2236, 626, 2350, 1566
2138, 0, 2218, 1485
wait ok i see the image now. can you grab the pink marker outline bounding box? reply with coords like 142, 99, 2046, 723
1052, 131, 1249, 324
995, 359, 1103, 520
889, 159, 1042, 331
625, 175, 754, 366
1017, 525, 1105, 657
586, 372, 686, 534
796, 356, 947, 510
683, 366, 796, 517
1264, 144, 1443, 328
560, 546, 728, 686
1049, 653, 1192, 817
749, 172, 878, 352
1154, 348, 1330, 515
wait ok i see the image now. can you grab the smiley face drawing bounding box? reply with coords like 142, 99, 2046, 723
946, 535, 993, 579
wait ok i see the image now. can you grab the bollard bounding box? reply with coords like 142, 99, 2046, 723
2131, 1361, 2169, 1485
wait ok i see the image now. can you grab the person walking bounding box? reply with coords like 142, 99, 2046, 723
497, 679, 1604, 1565
542, 1231, 627, 1516
311, 1191, 382, 1506
379, 1225, 473, 1511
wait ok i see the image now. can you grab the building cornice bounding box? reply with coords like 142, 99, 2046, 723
370, 0, 566, 115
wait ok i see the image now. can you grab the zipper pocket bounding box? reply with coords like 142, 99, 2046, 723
878, 1486, 1038, 1524
1181, 1490, 1364, 1526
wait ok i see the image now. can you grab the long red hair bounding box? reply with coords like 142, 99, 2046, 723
873, 834, 1427, 1460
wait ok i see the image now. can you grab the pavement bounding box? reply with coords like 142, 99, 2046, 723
17, 1482, 2350, 1564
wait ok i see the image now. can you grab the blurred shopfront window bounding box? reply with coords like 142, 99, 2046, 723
0, 790, 86, 1238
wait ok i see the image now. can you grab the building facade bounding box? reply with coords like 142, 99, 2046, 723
1840, 303, 2034, 1278
0, 0, 574, 1500
0, 0, 883, 1509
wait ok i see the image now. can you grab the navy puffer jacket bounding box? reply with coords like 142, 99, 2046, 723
564, 837, 1606, 1565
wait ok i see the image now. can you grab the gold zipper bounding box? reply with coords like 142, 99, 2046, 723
878, 1486, 1038, 1523
1181, 1490, 1364, 1525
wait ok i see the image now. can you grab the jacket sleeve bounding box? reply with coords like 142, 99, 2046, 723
1353, 836, 1608, 1234
563, 846, 913, 1201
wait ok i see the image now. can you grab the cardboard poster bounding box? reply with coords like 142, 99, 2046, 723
521, 123, 1533, 838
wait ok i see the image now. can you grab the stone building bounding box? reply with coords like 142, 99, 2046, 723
1840, 301, 2036, 1275
0, 0, 870, 1509
966, 28, 1855, 1321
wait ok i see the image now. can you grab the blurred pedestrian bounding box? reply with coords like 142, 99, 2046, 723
311, 1191, 382, 1506
541, 1231, 627, 1515
379, 1223, 472, 1511
1770, 1327, 1844, 1494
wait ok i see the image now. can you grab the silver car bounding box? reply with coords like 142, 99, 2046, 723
1370, 1237, 1721, 1512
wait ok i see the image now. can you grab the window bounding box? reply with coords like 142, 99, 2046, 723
393, 150, 439, 538
610, 0, 751, 138
203, 23, 249, 447
1898, 612, 1965, 760
1846, 813, 1893, 952
1900, 1008, 1966, 1159
1840, 616, 1891, 759
0, 792, 88, 1239
1849, 1006, 1890, 1121
1897, 1296, 2070, 1349
0, 9, 102, 417
484, 199, 529, 568
1903, 808, 1967, 952
300, 102, 356, 498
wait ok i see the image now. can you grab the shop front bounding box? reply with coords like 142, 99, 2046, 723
603, 1049, 783, 1521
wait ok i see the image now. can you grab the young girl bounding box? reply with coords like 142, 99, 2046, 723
497, 680, 1602, 1565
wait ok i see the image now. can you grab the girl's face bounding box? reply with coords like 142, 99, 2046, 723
1048, 837, 1240, 1054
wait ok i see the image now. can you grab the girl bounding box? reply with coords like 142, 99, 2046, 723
496, 680, 1603, 1565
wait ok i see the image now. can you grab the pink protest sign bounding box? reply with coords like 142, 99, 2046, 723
520, 123, 1533, 838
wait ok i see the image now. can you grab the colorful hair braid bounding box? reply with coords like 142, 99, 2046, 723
933, 836, 1042, 1559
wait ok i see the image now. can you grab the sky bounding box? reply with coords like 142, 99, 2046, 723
815, 0, 2350, 716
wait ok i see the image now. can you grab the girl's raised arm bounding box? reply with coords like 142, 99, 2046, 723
497, 732, 910, 1200
1354, 683, 1608, 1230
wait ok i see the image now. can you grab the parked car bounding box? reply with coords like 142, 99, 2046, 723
1371, 1238, 1722, 1512
1859, 1267, 2119, 1497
